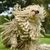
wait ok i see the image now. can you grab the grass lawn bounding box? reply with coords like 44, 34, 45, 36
0, 39, 9, 50
39, 38, 50, 44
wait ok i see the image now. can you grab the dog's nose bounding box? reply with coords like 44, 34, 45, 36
35, 11, 39, 14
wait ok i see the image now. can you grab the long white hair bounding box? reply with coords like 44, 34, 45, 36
1, 4, 46, 50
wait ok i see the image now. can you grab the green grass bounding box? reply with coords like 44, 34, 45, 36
0, 41, 8, 50
45, 34, 50, 37
39, 38, 50, 44
0, 36, 10, 50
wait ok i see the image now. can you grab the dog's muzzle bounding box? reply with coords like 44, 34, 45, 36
31, 10, 39, 14
35, 10, 39, 14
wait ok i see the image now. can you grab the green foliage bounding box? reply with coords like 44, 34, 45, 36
0, 16, 14, 25
0, 16, 7, 25
0, 0, 33, 13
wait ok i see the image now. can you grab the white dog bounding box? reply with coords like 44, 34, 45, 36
1, 4, 46, 50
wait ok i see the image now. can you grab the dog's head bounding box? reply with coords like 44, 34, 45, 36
24, 5, 46, 21
13, 4, 46, 22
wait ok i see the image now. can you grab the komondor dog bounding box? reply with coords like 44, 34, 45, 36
1, 4, 46, 50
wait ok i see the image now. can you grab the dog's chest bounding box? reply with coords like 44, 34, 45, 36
17, 18, 40, 41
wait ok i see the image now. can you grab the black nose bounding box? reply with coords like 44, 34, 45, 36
35, 11, 39, 14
